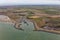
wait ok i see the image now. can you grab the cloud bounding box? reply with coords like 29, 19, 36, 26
0, 0, 60, 5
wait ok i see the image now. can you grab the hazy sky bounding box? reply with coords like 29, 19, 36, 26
0, 0, 60, 5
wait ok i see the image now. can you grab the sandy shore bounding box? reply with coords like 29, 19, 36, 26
0, 21, 14, 25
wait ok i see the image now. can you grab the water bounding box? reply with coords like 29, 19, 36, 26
0, 22, 60, 40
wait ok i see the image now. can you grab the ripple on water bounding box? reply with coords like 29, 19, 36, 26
0, 22, 60, 40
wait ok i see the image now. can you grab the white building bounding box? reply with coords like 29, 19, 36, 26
0, 15, 11, 22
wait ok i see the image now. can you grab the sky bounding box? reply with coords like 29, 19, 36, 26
0, 0, 60, 6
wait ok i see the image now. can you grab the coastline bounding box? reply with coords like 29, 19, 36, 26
0, 21, 14, 25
